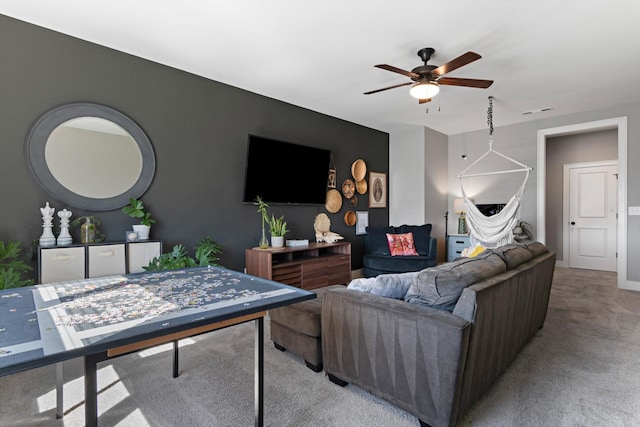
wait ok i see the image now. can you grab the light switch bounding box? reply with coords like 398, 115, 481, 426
629, 206, 640, 216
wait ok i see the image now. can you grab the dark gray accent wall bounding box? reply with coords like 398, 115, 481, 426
545, 129, 617, 259
0, 15, 389, 276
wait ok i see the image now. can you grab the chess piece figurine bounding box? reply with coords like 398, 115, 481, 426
39, 202, 56, 247
56, 209, 73, 246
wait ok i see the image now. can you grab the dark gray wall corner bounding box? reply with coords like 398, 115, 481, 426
0, 15, 389, 276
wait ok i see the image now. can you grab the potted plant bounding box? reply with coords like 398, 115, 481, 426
122, 198, 156, 240
268, 214, 289, 247
0, 240, 34, 290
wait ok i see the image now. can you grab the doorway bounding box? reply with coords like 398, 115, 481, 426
564, 161, 618, 272
536, 116, 629, 289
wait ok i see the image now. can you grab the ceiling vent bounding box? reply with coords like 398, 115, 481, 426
522, 107, 553, 115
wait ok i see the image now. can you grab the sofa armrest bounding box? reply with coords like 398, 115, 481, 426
428, 236, 437, 257
321, 287, 471, 427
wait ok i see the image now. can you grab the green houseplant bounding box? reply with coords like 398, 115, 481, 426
144, 237, 223, 271
122, 198, 156, 240
0, 240, 34, 290
255, 196, 270, 249
267, 214, 289, 247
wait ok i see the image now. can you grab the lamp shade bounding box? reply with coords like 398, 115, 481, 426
453, 198, 466, 214
409, 82, 440, 99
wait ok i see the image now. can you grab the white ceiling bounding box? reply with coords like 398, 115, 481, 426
2, 1, 639, 135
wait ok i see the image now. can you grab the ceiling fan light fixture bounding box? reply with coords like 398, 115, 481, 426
410, 82, 439, 99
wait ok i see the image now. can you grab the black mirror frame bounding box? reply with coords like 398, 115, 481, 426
25, 102, 155, 211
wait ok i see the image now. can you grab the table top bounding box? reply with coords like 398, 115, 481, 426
0, 266, 315, 376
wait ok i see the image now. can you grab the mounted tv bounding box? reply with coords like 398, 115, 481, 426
476, 203, 505, 217
242, 135, 331, 204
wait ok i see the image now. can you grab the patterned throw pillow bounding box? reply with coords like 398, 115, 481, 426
386, 232, 419, 256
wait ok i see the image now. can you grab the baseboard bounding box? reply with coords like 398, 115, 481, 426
620, 279, 640, 292
555, 260, 568, 268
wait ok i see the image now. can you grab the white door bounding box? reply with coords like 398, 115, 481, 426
568, 163, 617, 271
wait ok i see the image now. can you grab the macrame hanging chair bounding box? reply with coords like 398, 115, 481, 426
457, 97, 532, 248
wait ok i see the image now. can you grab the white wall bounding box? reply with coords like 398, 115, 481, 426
389, 126, 448, 262
389, 127, 425, 225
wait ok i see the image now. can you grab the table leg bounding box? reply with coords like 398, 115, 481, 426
255, 316, 264, 427
173, 340, 179, 378
84, 354, 99, 427
55, 362, 64, 419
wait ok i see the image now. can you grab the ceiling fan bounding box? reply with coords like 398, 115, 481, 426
364, 47, 493, 104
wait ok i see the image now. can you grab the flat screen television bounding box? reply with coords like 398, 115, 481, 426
242, 135, 331, 204
476, 203, 506, 217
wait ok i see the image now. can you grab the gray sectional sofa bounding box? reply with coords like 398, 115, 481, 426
321, 242, 555, 427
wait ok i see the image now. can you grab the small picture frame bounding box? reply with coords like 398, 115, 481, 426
327, 169, 337, 189
368, 171, 387, 208
356, 211, 369, 235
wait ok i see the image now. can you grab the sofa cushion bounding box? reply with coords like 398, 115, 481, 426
405, 251, 507, 311
386, 232, 419, 256
489, 244, 533, 269
399, 224, 432, 255
365, 226, 396, 255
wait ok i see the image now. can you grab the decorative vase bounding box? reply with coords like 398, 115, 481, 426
259, 227, 269, 249
271, 236, 284, 248
81, 217, 96, 243
133, 224, 150, 240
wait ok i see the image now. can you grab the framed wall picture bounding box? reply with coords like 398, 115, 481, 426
356, 211, 369, 235
368, 171, 387, 208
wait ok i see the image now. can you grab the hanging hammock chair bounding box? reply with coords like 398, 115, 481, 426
457, 97, 532, 248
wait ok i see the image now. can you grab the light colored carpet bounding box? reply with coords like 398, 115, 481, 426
1, 267, 639, 426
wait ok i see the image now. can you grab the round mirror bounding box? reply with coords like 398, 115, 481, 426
25, 103, 155, 211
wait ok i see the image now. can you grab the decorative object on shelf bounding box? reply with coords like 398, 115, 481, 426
344, 210, 357, 226
356, 179, 367, 195
342, 179, 355, 199
56, 208, 73, 246
255, 196, 270, 249
39, 202, 56, 247
453, 198, 468, 234
126, 231, 139, 242
325, 189, 342, 213
70, 216, 105, 243
80, 217, 96, 244
122, 198, 156, 240
313, 213, 344, 243
349, 195, 358, 207
355, 211, 369, 235
0, 240, 34, 289
351, 159, 367, 182
368, 172, 387, 208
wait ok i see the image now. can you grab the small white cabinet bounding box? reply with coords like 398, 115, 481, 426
447, 234, 471, 262
39, 241, 161, 284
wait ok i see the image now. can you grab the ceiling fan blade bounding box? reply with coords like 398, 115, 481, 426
438, 77, 494, 88
418, 98, 431, 104
432, 51, 481, 76
375, 64, 420, 79
364, 81, 413, 95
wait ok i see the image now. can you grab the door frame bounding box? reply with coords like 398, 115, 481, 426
537, 116, 633, 290
559, 160, 618, 269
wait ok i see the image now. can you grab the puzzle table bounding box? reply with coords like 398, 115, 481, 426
0, 266, 315, 426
